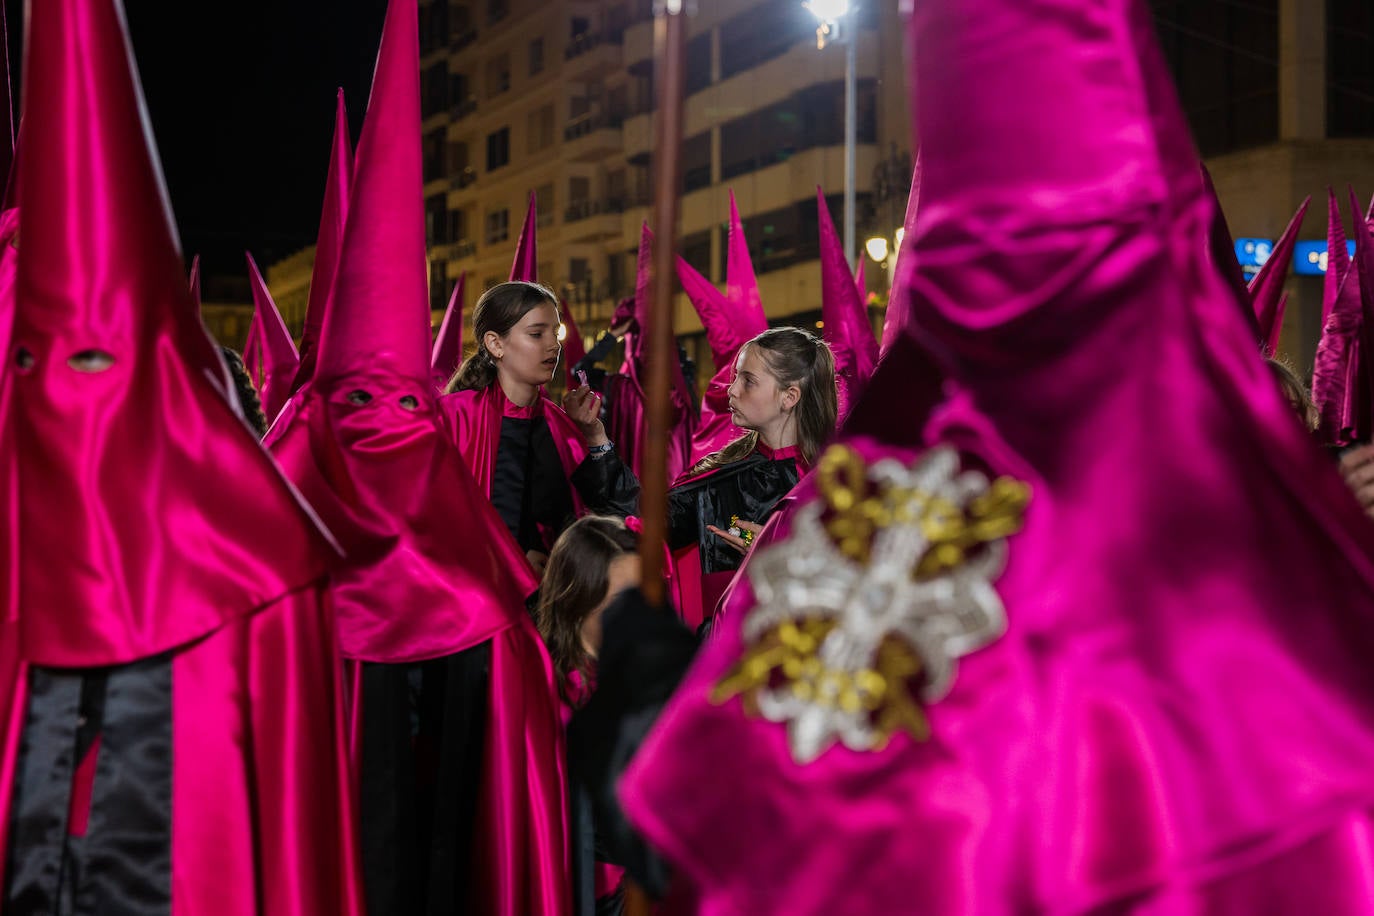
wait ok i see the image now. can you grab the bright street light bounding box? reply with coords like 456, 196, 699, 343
803, 0, 857, 265
865, 236, 889, 263
804, 0, 851, 23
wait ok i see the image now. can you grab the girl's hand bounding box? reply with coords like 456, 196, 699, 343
562, 384, 608, 446
526, 549, 549, 578
707, 519, 763, 556
1340, 444, 1374, 520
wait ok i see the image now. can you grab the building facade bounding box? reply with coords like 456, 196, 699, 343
415, 0, 913, 375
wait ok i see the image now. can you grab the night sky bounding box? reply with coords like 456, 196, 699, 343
6, 0, 391, 286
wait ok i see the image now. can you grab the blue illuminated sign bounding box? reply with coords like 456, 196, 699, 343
1235, 238, 1273, 269
1293, 240, 1356, 276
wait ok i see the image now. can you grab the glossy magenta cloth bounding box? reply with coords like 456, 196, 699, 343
677, 250, 767, 466
442, 381, 589, 515
431, 272, 467, 389
1313, 191, 1365, 445
818, 188, 879, 419
878, 158, 922, 356
0, 205, 18, 630
559, 298, 586, 390
246, 251, 300, 422
511, 193, 539, 282
621, 0, 1374, 912
11, 0, 332, 668
1200, 162, 1256, 328
1248, 197, 1309, 357
606, 224, 694, 482
292, 89, 353, 393
268, 1, 568, 911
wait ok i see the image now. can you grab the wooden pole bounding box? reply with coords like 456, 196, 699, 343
638, 2, 686, 606
622, 5, 686, 915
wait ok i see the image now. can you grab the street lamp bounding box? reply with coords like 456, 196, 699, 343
804, 0, 857, 266
864, 235, 888, 263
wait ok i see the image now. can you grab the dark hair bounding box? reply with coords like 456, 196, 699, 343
534, 515, 638, 706
689, 326, 838, 474
1267, 356, 1316, 431
221, 346, 268, 437
444, 280, 560, 393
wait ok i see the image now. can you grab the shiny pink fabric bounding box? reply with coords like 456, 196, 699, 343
442, 381, 589, 517
510, 193, 539, 282
12, 0, 332, 668
292, 89, 353, 393
431, 271, 467, 389
1326, 188, 1353, 327
267, 1, 567, 911
1351, 195, 1374, 443
878, 158, 922, 356
559, 297, 586, 390
1248, 197, 1309, 357
246, 251, 301, 422
818, 188, 879, 419
168, 586, 363, 915
1201, 162, 1256, 325
607, 224, 694, 481
621, 0, 1374, 912
1314, 191, 1365, 446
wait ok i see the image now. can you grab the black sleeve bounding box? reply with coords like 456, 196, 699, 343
567, 588, 699, 900
666, 485, 700, 552
570, 450, 641, 518
576, 331, 620, 371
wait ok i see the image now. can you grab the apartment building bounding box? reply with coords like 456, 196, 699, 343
417, 0, 913, 373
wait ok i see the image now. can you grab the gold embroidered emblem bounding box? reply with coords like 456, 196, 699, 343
712, 443, 1029, 763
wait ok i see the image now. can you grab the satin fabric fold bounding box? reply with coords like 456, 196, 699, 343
620, 0, 1374, 913
1248, 197, 1309, 357
1314, 192, 1366, 446
431, 273, 467, 390
818, 188, 879, 419
246, 251, 301, 423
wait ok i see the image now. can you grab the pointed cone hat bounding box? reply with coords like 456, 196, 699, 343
188, 254, 202, 307
879, 157, 922, 356
1248, 196, 1309, 357
315, 0, 430, 385
853, 253, 867, 303
725, 190, 766, 328
559, 299, 586, 390
294, 89, 354, 391
11, 0, 329, 666
509, 192, 538, 282
1201, 162, 1255, 321
817, 188, 878, 414
1349, 189, 1374, 443
430, 271, 467, 388
1324, 188, 1352, 326
246, 251, 301, 420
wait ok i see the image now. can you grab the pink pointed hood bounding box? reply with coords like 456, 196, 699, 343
725, 191, 765, 326
245, 252, 301, 420
1201, 162, 1256, 323
1247, 197, 1309, 357
314, 0, 430, 386
293, 89, 354, 391
853, 253, 867, 303
1323, 188, 1351, 326
818, 188, 879, 417
1349, 191, 1374, 443
620, 0, 1374, 911
430, 271, 467, 388
877, 157, 921, 356
188, 254, 201, 305
10, 0, 332, 666
559, 299, 587, 390
509, 192, 538, 282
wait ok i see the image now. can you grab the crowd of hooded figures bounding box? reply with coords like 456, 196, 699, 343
7, 0, 1374, 914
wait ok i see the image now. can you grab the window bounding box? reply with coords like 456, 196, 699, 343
569, 257, 591, 285
485, 52, 511, 98
486, 127, 510, 171
720, 0, 812, 80
485, 208, 510, 245
681, 229, 713, 281
686, 33, 712, 94
422, 62, 450, 118
527, 104, 555, 154
450, 209, 469, 244
1329, 0, 1374, 138
422, 130, 446, 182
718, 81, 876, 182
1152, 1, 1278, 155
447, 139, 469, 174
486, 0, 507, 26
430, 260, 449, 311
529, 38, 545, 75
535, 183, 555, 225
426, 195, 450, 243
682, 132, 712, 192
571, 16, 591, 38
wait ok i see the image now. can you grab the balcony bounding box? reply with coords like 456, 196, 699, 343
451, 28, 477, 52
451, 96, 478, 121
454, 240, 478, 260
563, 31, 623, 76
449, 168, 478, 191
562, 198, 626, 241
562, 113, 622, 161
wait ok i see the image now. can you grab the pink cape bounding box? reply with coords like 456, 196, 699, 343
442, 381, 589, 509
619, 0, 1374, 913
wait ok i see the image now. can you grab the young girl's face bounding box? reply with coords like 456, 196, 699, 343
726, 345, 797, 432
487, 301, 562, 389
580, 552, 641, 658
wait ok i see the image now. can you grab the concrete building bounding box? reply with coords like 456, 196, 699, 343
416, 0, 913, 376
1164, 0, 1374, 369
